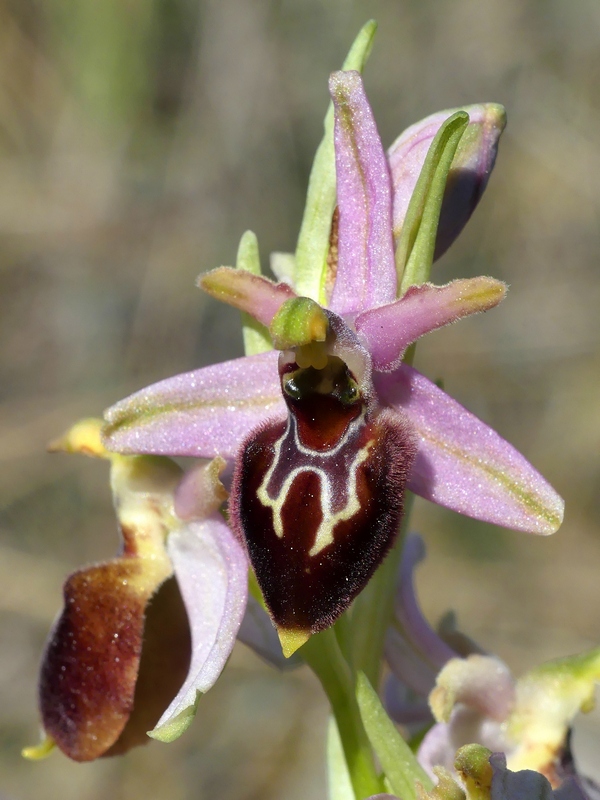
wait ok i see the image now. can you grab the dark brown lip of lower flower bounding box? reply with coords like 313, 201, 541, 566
38, 558, 191, 761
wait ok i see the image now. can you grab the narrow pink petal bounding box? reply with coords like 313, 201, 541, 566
385, 533, 456, 699
389, 104, 506, 259
392, 533, 457, 669
150, 516, 248, 741
356, 278, 506, 371
328, 71, 396, 315
102, 351, 285, 458
375, 366, 564, 534
199, 267, 296, 326
385, 627, 440, 698
384, 674, 433, 727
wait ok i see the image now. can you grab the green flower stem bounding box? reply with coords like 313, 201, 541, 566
333, 606, 354, 664
302, 628, 383, 799
349, 491, 415, 686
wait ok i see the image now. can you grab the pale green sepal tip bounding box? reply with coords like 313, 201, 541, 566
294, 20, 377, 303
147, 694, 201, 743
524, 646, 600, 707
269, 296, 328, 350
270, 251, 296, 285
327, 716, 355, 800
237, 230, 261, 276
455, 103, 506, 163
235, 230, 273, 356
397, 111, 470, 294
356, 671, 433, 800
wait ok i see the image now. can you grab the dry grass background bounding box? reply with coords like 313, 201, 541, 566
1, 1, 599, 797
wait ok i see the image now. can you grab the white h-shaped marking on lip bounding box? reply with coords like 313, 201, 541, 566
256, 410, 373, 557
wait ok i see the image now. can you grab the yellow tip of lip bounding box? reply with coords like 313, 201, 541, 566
278, 627, 311, 658
22, 735, 56, 761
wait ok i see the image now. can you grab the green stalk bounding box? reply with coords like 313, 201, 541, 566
302, 629, 383, 799
349, 491, 415, 686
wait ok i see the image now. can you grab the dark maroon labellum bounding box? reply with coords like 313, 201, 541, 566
231, 352, 416, 648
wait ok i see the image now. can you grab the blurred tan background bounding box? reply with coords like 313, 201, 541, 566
1, 1, 599, 798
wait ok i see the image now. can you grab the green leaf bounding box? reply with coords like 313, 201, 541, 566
327, 716, 356, 800
350, 492, 414, 687
356, 671, 433, 799
397, 112, 469, 293
235, 231, 273, 355
294, 20, 377, 302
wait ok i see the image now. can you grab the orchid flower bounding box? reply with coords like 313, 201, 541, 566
384, 533, 484, 731
363, 745, 591, 800
419, 649, 600, 793
379, 531, 598, 796
102, 68, 562, 658
23, 419, 247, 761
26, 23, 567, 796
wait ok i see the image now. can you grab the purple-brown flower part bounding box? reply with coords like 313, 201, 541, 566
101, 71, 563, 657
490, 753, 590, 800
30, 421, 248, 758
419, 648, 600, 791
40, 562, 172, 761
229, 311, 417, 653
38, 443, 185, 761
385, 534, 457, 700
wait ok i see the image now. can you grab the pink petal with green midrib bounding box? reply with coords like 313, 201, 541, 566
329, 71, 396, 316
102, 351, 284, 459
356, 278, 506, 371
375, 365, 564, 535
